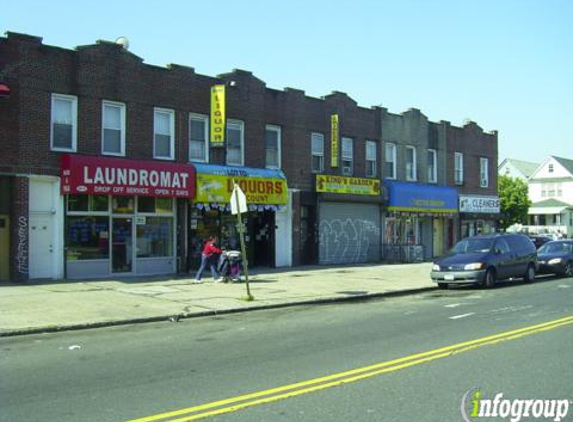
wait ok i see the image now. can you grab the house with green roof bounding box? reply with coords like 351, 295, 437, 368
525, 156, 573, 238
498, 158, 540, 181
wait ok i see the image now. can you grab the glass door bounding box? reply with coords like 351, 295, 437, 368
112, 217, 133, 273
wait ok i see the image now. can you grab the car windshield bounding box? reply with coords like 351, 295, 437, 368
539, 242, 573, 254
452, 238, 494, 254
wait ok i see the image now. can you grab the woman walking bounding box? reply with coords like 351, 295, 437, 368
194, 236, 223, 283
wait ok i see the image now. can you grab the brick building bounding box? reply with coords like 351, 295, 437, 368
0, 32, 498, 282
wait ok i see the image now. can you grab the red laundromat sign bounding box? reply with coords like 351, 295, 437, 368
61, 154, 196, 198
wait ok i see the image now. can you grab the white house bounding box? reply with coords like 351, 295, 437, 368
498, 158, 539, 181
525, 156, 573, 238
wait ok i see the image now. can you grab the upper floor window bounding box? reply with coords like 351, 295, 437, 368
549, 163, 554, 173
406, 146, 417, 181
428, 149, 437, 183
189, 114, 209, 162
102, 101, 126, 156
154, 108, 175, 160
226, 120, 244, 166
51, 93, 77, 152
341, 137, 353, 176
480, 157, 489, 188
265, 125, 281, 169
385, 142, 396, 179
366, 141, 377, 178
311, 132, 324, 173
454, 152, 464, 185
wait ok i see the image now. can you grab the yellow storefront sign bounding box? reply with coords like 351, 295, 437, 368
210, 85, 226, 146
331, 114, 339, 168
196, 173, 287, 205
316, 174, 380, 196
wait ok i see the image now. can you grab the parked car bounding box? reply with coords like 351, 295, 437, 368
430, 234, 537, 289
537, 240, 573, 277
528, 235, 552, 249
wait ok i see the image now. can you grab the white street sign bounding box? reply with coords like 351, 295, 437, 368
230, 183, 248, 215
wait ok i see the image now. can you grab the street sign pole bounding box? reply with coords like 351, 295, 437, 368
231, 180, 253, 301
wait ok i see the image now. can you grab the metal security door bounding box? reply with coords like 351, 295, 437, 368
29, 214, 55, 279
318, 202, 381, 265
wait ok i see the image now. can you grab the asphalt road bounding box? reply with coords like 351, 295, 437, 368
1, 275, 572, 422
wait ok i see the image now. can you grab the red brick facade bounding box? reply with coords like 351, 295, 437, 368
0, 31, 499, 280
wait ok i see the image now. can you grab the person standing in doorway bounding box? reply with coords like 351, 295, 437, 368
193, 236, 223, 283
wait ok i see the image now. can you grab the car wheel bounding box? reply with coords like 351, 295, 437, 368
524, 263, 535, 283
484, 268, 496, 288
438, 283, 449, 289
562, 261, 573, 278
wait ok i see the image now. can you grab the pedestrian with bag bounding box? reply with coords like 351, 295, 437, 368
193, 236, 223, 284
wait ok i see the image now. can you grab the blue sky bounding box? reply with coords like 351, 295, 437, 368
3, 0, 572, 164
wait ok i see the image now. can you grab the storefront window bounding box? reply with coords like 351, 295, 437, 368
136, 217, 173, 257
68, 195, 109, 212
113, 196, 134, 214
138, 197, 173, 214
66, 216, 110, 260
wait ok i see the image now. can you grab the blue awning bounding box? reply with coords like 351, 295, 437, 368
193, 163, 286, 180
385, 180, 458, 214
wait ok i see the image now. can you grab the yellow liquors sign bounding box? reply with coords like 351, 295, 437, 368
331, 114, 339, 168
210, 85, 226, 146
316, 174, 380, 196
195, 165, 288, 205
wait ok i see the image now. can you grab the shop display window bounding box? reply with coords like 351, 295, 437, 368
68, 195, 109, 212
138, 197, 173, 214
66, 216, 110, 260
136, 217, 173, 257
113, 196, 134, 214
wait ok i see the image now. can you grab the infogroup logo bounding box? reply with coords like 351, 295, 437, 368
461, 388, 571, 422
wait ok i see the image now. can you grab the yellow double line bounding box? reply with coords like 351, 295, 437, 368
125, 315, 573, 422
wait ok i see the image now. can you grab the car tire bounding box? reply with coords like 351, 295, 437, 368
561, 261, 573, 278
438, 283, 449, 289
524, 263, 535, 283
483, 268, 496, 288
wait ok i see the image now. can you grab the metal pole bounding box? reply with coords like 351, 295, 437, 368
233, 180, 253, 300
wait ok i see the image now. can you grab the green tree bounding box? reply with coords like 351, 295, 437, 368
498, 174, 531, 230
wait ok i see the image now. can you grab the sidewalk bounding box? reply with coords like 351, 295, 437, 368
0, 262, 435, 337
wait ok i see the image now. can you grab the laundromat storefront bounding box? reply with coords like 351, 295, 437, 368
61, 154, 195, 279
384, 180, 458, 260
191, 164, 287, 268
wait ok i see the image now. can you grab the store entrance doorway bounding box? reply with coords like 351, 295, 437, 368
112, 217, 133, 273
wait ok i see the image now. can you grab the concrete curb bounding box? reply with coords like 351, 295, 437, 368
0, 286, 436, 338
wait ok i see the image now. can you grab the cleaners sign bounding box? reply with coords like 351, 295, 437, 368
61, 154, 195, 198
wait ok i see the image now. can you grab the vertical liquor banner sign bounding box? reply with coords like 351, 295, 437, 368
210, 85, 226, 147
331, 114, 339, 168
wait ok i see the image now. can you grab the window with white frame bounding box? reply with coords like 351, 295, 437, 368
226, 120, 244, 166
51, 93, 78, 151
311, 132, 324, 173
341, 137, 353, 176
480, 157, 489, 187
366, 140, 377, 178
102, 101, 125, 156
385, 142, 396, 179
154, 108, 175, 160
454, 152, 464, 185
265, 125, 281, 169
406, 146, 417, 181
189, 114, 209, 162
428, 149, 437, 183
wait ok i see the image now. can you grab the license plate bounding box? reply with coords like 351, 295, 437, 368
444, 274, 455, 281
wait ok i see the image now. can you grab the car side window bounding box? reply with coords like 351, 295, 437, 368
494, 239, 511, 254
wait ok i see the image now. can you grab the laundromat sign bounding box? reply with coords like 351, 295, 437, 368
316, 175, 381, 196
195, 164, 287, 205
60, 154, 195, 198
